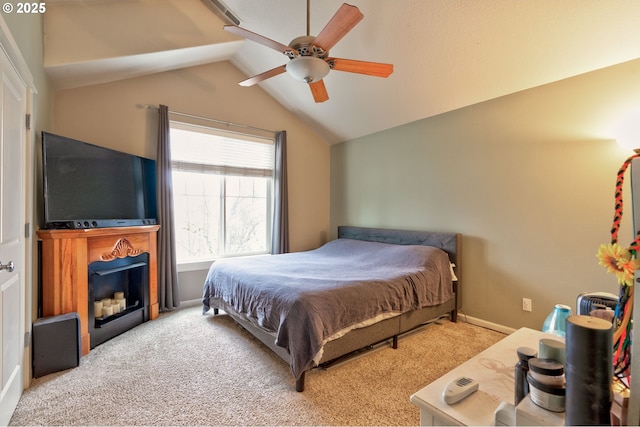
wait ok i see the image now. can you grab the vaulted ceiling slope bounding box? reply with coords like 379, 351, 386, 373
44, 0, 640, 144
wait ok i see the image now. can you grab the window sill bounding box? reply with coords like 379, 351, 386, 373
177, 253, 270, 273
177, 260, 213, 273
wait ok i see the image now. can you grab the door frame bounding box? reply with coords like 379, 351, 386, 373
0, 12, 37, 399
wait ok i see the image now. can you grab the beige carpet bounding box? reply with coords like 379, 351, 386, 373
10, 304, 505, 426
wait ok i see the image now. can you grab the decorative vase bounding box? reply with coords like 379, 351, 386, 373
542, 304, 572, 337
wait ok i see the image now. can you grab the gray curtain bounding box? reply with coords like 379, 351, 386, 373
157, 104, 180, 310
271, 131, 289, 254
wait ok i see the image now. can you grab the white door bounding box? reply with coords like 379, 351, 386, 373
0, 42, 27, 425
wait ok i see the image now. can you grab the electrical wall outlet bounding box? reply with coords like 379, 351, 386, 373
522, 298, 532, 312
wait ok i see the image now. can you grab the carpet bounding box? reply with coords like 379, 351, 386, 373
10, 304, 505, 426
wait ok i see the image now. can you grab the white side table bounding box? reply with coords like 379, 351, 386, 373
410, 327, 566, 426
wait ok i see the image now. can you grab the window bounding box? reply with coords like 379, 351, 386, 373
169, 122, 274, 265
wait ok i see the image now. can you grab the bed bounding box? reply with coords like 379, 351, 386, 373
202, 226, 461, 391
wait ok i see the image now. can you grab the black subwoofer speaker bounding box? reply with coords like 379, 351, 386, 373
32, 312, 81, 378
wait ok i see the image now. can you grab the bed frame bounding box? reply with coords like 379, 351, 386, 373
214, 225, 461, 392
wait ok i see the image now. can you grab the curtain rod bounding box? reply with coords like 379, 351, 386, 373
137, 104, 277, 135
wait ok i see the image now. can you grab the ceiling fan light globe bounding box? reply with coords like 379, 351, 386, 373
286, 57, 330, 83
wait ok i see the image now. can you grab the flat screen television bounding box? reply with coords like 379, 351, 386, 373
42, 131, 157, 229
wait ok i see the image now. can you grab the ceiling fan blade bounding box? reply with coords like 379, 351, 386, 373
312, 3, 364, 52
224, 25, 294, 55
239, 65, 287, 87
309, 80, 329, 103
329, 58, 394, 77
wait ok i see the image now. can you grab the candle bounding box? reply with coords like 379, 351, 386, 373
112, 303, 121, 314
116, 298, 126, 311
94, 301, 103, 318
102, 305, 113, 318
102, 298, 112, 307
114, 292, 125, 300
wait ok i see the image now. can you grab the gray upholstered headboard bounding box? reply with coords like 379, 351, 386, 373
337, 226, 461, 279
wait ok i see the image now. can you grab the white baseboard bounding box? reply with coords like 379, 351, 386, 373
459, 314, 517, 335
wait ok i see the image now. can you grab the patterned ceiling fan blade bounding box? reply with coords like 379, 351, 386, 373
309, 80, 329, 103
312, 3, 364, 52
239, 65, 287, 87
329, 58, 394, 77
224, 25, 294, 55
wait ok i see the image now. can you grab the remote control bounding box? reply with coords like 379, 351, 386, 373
442, 376, 479, 404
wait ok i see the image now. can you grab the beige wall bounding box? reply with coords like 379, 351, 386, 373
331, 58, 640, 331
52, 61, 331, 252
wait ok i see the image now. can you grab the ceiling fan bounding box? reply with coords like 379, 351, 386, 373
224, 1, 393, 103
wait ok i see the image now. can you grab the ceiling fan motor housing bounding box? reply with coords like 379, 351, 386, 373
286, 35, 328, 59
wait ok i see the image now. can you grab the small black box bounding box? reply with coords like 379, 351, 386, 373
32, 312, 81, 378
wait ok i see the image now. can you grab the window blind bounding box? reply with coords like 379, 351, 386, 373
170, 121, 274, 177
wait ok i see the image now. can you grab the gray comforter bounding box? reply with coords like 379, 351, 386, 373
202, 238, 454, 379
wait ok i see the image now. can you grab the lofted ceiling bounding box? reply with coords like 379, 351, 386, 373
44, 0, 640, 144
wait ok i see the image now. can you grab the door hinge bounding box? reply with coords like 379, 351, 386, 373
25, 113, 31, 130
24, 222, 30, 238
24, 331, 30, 347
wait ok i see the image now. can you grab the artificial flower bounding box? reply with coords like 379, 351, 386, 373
596, 242, 639, 287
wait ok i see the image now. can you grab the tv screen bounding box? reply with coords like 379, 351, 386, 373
42, 132, 157, 229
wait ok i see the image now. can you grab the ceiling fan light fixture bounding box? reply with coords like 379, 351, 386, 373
286, 57, 330, 83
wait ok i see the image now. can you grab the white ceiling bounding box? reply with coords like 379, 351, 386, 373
44, 0, 640, 144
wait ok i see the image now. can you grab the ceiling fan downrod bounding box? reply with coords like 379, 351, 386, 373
306, 0, 310, 36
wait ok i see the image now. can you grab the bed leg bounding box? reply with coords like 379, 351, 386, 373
450, 309, 458, 323
295, 372, 305, 392
213, 308, 219, 315
392, 335, 398, 349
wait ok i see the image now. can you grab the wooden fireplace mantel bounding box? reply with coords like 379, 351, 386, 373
37, 225, 160, 355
